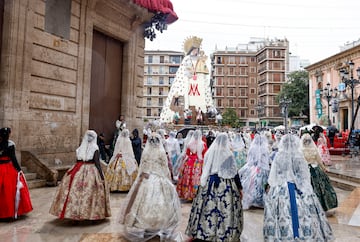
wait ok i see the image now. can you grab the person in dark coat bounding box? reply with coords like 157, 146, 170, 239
131, 129, 142, 165
327, 125, 338, 147
311, 125, 323, 143
206, 130, 216, 148
97, 133, 110, 163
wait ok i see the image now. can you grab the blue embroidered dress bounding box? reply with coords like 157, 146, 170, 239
263, 134, 334, 242
186, 133, 243, 241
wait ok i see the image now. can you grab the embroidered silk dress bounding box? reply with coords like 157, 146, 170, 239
165, 131, 181, 176
263, 134, 334, 242
231, 132, 247, 169
317, 134, 332, 166
301, 134, 338, 211
105, 129, 138, 192
238, 134, 270, 209
186, 133, 243, 241
49, 130, 111, 220
176, 130, 208, 200
0, 128, 33, 219
119, 133, 181, 241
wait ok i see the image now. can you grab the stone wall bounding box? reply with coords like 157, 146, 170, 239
0, 0, 151, 166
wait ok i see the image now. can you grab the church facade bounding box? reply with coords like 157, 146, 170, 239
0, 0, 176, 176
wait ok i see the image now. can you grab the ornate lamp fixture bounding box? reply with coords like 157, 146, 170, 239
144, 13, 168, 41
320, 82, 338, 125
339, 60, 360, 125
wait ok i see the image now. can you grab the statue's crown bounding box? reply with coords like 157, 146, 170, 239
183, 36, 203, 54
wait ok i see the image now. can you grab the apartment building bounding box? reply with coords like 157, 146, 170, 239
211, 38, 289, 128
143, 50, 184, 121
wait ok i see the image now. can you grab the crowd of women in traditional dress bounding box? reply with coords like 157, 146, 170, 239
0, 124, 337, 241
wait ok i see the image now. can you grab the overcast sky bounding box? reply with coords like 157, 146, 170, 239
145, 0, 360, 64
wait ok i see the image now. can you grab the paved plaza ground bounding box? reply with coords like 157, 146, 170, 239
1, 155, 360, 241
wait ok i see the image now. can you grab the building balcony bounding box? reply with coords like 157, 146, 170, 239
258, 67, 266, 74
238, 84, 249, 88
238, 95, 248, 98
160, 92, 168, 96
144, 82, 170, 87
269, 55, 285, 59
258, 78, 266, 84
144, 93, 168, 97
258, 90, 267, 95
258, 56, 266, 63
227, 84, 236, 87
266, 67, 286, 72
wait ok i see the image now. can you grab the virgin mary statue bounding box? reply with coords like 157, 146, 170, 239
160, 36, 214, 123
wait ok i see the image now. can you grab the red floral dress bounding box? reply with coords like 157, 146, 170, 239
317, 137, 332, 166
0, 143, 33, 219
176, 143, 207, 200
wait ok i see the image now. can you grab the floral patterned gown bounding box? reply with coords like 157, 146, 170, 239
302, 146, 338, 211
50, 150, 111, 220
176, 143, 207, 200
186, 174, 243, 241
119, 133, 181, 241
264, 134, 334, 242
105, 152, 138, 192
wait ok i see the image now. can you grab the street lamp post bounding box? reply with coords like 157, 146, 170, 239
320, 82, 338, 126
279, 97, 291, 134
339, 61, 360, 126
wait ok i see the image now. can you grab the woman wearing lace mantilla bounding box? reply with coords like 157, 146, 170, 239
238, 133, 270, 209
186, 133, 243, 241
176, 129, 208, 201
105, 129, 138, 192
231, 132, 247, 169
263, 134, 334, 241
172, 130, 194, 180
317, 133, 332, 166
300, 133, 338, 212
49, 130, 111, 220
165, 131, 181, 177
119, 132, 181, 242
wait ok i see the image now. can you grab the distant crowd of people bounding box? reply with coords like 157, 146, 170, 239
1, 119, 340, 241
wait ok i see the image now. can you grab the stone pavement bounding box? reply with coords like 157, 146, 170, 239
327, 154, 360, 230
1, 154, 360, 242
329, 154, 360, 181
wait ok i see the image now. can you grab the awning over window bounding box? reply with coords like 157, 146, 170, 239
133, 0, 178, 24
